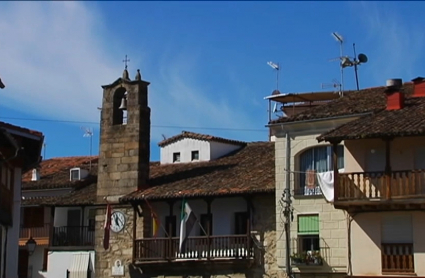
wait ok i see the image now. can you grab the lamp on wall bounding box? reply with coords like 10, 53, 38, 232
26, 237, 37, 255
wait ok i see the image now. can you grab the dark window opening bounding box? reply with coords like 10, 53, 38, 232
173, 152, 181, 163
234, 212, 248, 235
200, 214, 212, 236
112, 88, 127, 126
191, 150, 199, 161
23, 207, 44, 228
165, 215, 177, 237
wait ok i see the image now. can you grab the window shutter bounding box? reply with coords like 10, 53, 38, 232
298, 215, 319, 235
382, 215, 412, 243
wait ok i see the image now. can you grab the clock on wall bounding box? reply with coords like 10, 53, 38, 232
110, 211, 126, 233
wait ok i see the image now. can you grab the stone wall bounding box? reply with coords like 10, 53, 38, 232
274, 134, 348, 276
95, 205, 145, 278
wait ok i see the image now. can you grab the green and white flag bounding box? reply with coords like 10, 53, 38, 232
179, 199, 197, 253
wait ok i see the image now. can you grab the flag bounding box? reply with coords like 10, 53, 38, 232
144, 199, 161, 238
179, 199, 197, 253
103, 203, 112, 250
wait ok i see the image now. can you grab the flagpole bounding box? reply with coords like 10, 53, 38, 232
144, 198, 170, 237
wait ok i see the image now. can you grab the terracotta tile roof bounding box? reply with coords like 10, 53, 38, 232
158, 131, 247, 147
122, 141, 275, 201
22, 142, 275, 206
22, 156, 98, 190
269, 83, 415, 124
317, 96, 425, 142
0, 121, 43, 138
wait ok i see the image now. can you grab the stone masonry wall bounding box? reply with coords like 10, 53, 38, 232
274, 134, 348, 276
95, 205, 144, 278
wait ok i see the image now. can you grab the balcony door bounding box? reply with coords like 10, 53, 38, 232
67, 210, 81, 245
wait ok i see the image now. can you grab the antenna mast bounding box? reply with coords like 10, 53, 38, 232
267, 61, 280, 91
81, 127, 94, 171
332, 32, 344, 95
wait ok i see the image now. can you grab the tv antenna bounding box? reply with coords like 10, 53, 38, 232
267, 61, 280, 92
81, 127, 94, 171
332, 32, 345, 96
321, 79, 341, 92
43, 142, 47, 160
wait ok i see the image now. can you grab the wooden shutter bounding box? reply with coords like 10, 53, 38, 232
382, 214, 413, 243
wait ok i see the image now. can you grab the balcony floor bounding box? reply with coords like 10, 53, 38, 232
335, 197, 425, 212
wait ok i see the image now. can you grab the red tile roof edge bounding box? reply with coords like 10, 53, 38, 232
158, 130, 247, 147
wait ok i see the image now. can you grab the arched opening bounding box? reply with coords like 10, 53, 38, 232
296, 145, 344, 196
112, 88, 128, 125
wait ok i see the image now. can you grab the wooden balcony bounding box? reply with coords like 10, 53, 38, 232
335, 170, 425, 211
381, 243, 414, 273
51, 226, 94, 248
19, 224, 50, 246
134, 235, 254, 264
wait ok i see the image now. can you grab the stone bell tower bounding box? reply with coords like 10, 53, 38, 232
95, 65, 151, 277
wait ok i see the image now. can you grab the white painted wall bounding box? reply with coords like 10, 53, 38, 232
27, 246, 48, 278
150, 197, 247, 237
160, 138, 210, 164
210, 141, 243, 160
351, 211, 425, 276
5, 167, 22, 278
47, 251, 95, 278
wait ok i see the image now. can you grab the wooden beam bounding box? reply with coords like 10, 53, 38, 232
384, 138, 393, 200
332, 141, 340, 202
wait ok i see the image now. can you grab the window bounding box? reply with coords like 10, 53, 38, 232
23, 207, 44, 228
200, 214, 212, 236
165, 215, 177, 237
191, 150, 199, 161
70, 168, 80, 181
234, 212, 248, 235
297, 215, 320, 254
298, 145, 344, 196
88, 209, 96, 232
173, 152, 181, 163
381, 215, 414, 273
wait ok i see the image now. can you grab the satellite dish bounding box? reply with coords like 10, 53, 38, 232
358, 53, 368, 63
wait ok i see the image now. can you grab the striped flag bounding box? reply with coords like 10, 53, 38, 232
103, 203, 112, 250
144, 199, 161, 238
179, 199, 197, 253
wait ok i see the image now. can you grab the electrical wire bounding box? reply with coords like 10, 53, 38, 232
0, 116, 265, 132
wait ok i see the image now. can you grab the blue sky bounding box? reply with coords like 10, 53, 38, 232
0, 1, 424, 161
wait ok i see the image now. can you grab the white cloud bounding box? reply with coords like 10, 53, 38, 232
0, 2, 266, 145
352, 1, 425, 84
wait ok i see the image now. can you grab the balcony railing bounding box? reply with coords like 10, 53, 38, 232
52, 226, 94, 247
337, 170, 425, 201
20, 223, 50, 239
134, 235, 253, 262
381, 243, 414, 273
0, 184, 12, 216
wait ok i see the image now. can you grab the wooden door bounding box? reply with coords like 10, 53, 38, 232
18, 249, 29, 278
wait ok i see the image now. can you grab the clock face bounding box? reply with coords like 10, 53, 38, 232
110, 211, 126, 233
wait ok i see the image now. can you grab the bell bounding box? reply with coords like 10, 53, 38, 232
118, 97, 127, 110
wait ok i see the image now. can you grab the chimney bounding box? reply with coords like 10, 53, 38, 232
411, 77, 425, 97
31, 168, 40, 181
385, 78, 404, 110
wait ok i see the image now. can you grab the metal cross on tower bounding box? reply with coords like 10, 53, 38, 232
123, 55, 130, 70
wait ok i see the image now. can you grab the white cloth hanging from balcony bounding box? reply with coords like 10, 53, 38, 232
316, 169, 344, 202
316, 171, 334, 202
